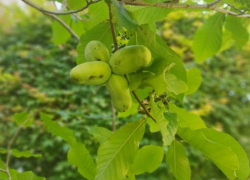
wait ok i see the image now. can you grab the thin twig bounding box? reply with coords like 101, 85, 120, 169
21, 0, 101, 15
108, 3, 119, 51
0, 168, 7, 173
108, 3, 118, 132
132, 91, 157, 123
43, 12, 80, 41
123, 0, 250, 18
5, 117, 31, 180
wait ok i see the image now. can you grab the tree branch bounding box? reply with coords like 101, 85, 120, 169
21, 0, 101, 15
108, 3, 118, 132
108, 4, 119, 51
123, 0, 250, 18
0, 168, 7, 173
132, 91, 157, 123
5, 117, 31, 180
43, 12, 80, 41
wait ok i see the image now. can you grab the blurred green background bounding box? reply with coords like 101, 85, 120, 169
0, 2, 250, 180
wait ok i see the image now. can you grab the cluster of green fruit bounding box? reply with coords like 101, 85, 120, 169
70, 40, 152, 112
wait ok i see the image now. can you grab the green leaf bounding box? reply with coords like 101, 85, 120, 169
192, 13, 225, 62
52, 15, 71, 45
68, 138, 96, 180
89, 126, 113, 143
219, 30, 234, 52
125, 174, 136, 180
197, 129, 250, 179
11, 149, 42, 158
110, 0, 138, 30
84, 1, 109, 30
131, 145, 164, 175
95, 119, 146, 180
76, 22, 113, 64
71, 18, 85, 37
164, 113, 178, 146
233, 0, 250, 7
169, 104, 206, 130
13, 111, 31, 126
165, 72, 188, 95
12, 171, 45, 180
40, 112, 75, 142
185, 68, 202, 95
225, 16, 249, 48
178, 127, 245, 179
147, 97, 171, 146
129, 6, 172, 30
166, 140, 191, 180
0, 159, 18, 180
67, 0, 86, 10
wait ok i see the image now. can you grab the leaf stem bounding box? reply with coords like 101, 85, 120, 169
132, 91, 157, 123
108, 3, 118, 132
108, 3, 118, 51
5, 117, 31, 180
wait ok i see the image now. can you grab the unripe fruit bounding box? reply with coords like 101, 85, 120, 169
109, 45, 151, 75
85, 40, 110, 63
70, 61, 111, 85
106, 74, 132, 112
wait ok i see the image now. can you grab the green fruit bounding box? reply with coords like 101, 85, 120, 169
109, 45, 151, 74
106, 74, 132, 112
85, 40, 110, 63
70, 61, 111, 85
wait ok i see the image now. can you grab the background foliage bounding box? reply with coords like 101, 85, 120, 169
0, 1, 250, 180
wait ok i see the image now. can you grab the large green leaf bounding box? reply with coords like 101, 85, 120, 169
219, 30, 234, 52
225, 16, 249, 48
169, 104, 206, 130
84, 1, 109, 30
89, 126, 113, 143
164, 112, 178, 146
185, 68, 202, 95
198, 129, 250, 179
13, 111, 32, 127
76, 22, 113, 64
178, 127, 247, 179
110, 0, 138, 30
147, 98, 169, 146
12, 171, 45, 180
233, 0, 250, 7
166, 140, 191, 180
40, 112, 75, 142
95, 119, 146, 180
130, 145, 164, 175
52, 15, 72, 45
68, 138, 96, 180
129, 6, 172, 30
165, 72, 188, 95
67, 0, 86, 10
192, 13, 225, 62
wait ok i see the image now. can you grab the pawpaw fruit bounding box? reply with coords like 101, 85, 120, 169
106, 74, 132, 112
109, 45, 151, 75
85, 40, 110, 63
70, 61, 111, 85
